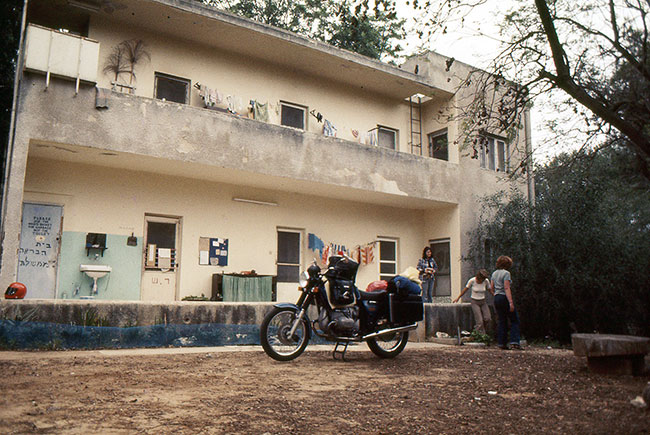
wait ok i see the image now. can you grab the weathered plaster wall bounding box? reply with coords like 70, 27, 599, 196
23, 157, 442, 301
89, 17, 448, 152
18, 77, 460, 204
0, 299, 476, 349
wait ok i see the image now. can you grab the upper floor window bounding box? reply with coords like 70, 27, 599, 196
155, 72, 190, 104
377, 126, 398, 150
281, 102, 306, 129
428, 129, 448, 161
480, 135, 509, 172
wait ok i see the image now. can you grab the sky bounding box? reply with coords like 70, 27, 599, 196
394, 0, 583, 162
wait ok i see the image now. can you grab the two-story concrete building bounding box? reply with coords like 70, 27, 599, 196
0, 0, 532, 303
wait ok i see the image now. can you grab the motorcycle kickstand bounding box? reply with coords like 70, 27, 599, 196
333, 341, 349, 361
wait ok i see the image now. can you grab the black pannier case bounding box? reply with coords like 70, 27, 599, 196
388, 293, 424, 324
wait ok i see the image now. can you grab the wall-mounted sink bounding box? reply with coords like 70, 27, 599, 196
80, 264, 112, 294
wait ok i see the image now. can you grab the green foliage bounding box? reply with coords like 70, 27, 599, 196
200, 0, 404, 60
468, 329, 492, 345
467, 147, 650, 343
0, 0, 24, 189
76, 309, 110, 327
182, 294, 210, 301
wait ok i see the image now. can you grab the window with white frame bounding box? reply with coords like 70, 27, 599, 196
479, 135, 509, 172
277, 229, 301, 282
378, 238, 398, 281
154, 72, 190, 104
280, 102, 306, 129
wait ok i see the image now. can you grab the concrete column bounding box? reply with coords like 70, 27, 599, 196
0, 124, 30, 290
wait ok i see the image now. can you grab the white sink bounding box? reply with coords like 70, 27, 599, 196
80, 264, 112, 294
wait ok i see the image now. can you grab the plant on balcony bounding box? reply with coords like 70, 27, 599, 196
103, 39, 150, 92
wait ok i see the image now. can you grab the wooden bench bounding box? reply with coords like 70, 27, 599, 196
572, 333, 650, 376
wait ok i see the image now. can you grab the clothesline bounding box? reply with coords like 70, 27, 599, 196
193, 81, 375, 142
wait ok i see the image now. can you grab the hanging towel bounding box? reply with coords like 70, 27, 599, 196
323, 119, 337, 137
209, 89, 218, 107
254, 101, 269, 122
321, 245, 331, 264
361, 243, 375, 265
227, 95, 244, 114
351, 129, 360, 141
353, 246, 361, 264
365, 130, 377, 147
308, 233, 324, 253
95, 87, 110, 109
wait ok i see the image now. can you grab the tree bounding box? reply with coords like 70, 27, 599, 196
412, 0, 650, 178
200, 0, 405, 60
467, 147, 650, 342
0, 0, 24, 204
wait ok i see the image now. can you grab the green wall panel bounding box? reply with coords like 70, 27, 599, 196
56, 232, 142, 300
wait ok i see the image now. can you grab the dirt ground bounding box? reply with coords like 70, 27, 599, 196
0, 343, 648, 434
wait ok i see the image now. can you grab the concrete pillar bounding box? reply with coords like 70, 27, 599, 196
0, 121, 30, 290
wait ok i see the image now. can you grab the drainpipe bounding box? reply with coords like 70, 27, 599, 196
0, 0, 29, 265
524, 108, 535, 206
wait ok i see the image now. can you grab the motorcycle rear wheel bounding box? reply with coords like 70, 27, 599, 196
367, 331, 409, 358
260, 306, 310, 361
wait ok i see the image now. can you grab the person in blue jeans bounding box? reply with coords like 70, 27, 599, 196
417, 247, 438, 303
490, 255, 521, 349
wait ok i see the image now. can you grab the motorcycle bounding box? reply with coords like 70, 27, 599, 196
260, 255, 424, 361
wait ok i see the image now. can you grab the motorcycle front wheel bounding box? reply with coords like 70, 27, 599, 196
260, 306, 310, 361
367, 331, 409, 358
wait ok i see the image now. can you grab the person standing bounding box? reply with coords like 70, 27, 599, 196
490, 256, 521, 349
417, 247, 438, 303
453, 269, 492, 334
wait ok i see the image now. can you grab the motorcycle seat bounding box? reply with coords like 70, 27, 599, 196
358, 289, 387, 302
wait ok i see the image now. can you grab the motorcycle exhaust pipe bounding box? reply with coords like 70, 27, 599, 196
362, 323, 419, 340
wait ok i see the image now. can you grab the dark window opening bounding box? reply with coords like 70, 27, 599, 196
277, 230, 301, 282
428, 130, 448, 161
146, 222, 176, 249
379, 239, 397, 281
281, 103, 306, 129
155, 73, 190, 104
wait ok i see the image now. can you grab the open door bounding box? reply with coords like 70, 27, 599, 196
429, 239, 451, 298
140, 215, 181, 301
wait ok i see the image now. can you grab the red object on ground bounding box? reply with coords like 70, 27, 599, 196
365, 280, 388, 292
5, 282, 26, 299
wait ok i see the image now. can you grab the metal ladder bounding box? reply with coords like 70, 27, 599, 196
409, 95, 422, 155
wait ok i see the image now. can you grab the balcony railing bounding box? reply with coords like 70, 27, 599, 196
23, 24, 100, 94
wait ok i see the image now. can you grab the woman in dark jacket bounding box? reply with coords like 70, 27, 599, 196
417, 247, 438, 303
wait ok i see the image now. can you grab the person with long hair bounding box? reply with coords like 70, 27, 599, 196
490, 256, 521, 349
453, 269, 492, 334
417, 246, 438, 303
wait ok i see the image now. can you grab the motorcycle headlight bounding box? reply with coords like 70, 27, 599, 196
298, 271, 309, 288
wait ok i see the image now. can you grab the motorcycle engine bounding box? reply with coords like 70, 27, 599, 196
321, 307, 359, 336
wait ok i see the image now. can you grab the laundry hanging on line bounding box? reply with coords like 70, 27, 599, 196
323, 119, 337, 137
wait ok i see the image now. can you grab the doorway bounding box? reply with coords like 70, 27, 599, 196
140, 214, 181, 301
429, 238, 451, 298
276, 228, 302, 302
17, 203, 63, 299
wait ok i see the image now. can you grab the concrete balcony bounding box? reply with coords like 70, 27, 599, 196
18, 75, 460, 208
